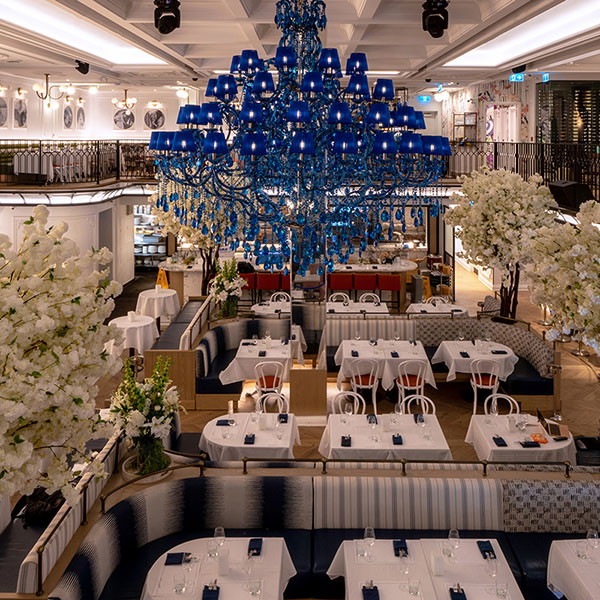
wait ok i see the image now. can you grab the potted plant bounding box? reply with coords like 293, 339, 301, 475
209, 258, 246, 319
106, 356, 180, 479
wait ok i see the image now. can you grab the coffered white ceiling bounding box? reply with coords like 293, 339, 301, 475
0, 0, 600, 92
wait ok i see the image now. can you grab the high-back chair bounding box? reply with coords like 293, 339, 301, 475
359, 292, 381, 304
256, 272, 281, 302
332, 391, 366, 415
239, 272, 256, 304
425, 296, 449, 304
349, 359, 379, 413
257, 392, 289, 413
329, 292, 350, 303
353, 273, 377, 300
377, 274, 403, 312
328, 273, 353, 297
484, 393, 520, 416
401, 394, 436, 415
254, 361, 285, 396
470, 359, 500, 414
396, 360, 427, 404
270, 291, 290, 303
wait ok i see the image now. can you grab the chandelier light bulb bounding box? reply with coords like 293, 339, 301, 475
32, 83, 43, 93
176, 88, 189, 99
111, 97, 118, 104
89, 86, 99, 95
66, 84, 76, 95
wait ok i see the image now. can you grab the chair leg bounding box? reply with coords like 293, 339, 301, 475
371, 387, 377, 414
473, 386, 478, 415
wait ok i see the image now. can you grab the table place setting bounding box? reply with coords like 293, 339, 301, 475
326, 301, 390, 315
251, 301, 291, 316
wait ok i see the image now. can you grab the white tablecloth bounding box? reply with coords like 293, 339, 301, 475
431, 340, 518, 381
327, 539, 437, 600
465, 414, 577, 464
333, 260, 417, 273
548, 540, 600, 600
199, 413, 301, 461
219, 339, 294, 385
141, 537, 296, 600
136, 288, 181, 318
291, 326, 307, 365
420, 538, 524, 600
318, 414, 451, 461
326, 301, 390, 315
251, 301, 290, 316
406, 303, 468, 316
107, 315, 159, 355
334, 340, 436, 390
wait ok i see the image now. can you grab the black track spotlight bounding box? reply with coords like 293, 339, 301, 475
422, 0, 449, 39
75, 60, 89, 75
154, 0, 181, 35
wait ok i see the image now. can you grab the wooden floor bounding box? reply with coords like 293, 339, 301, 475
95, 264, 600, 461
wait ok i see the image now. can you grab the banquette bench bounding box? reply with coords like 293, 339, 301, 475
49, 473, 600, 600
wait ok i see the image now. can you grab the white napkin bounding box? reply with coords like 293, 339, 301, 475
127, 311, 136, 322
155, 284, 162, 291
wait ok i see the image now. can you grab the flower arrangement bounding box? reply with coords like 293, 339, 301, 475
106, 356, 180, 476
528, 200, 600, 354
0, 205, 122, 504
208, 258, 246, 318
445, 168, 557, 318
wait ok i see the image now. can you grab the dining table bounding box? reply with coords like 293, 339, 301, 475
431, 340, 519, 381
334, 339, 436, 390
465, 413, 577, 464
326, 301, 390, 315
251, 301, 290, 317
136, 287, 181, 319
199, 412, 301, 461
547, 539, 600, 600
318, 413, 451, 461
106, 314, 159, 356
332, 260, 418, 273
141, 536, 296, 600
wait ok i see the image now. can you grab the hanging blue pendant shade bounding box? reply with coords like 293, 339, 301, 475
202, 131, 227, 154
215, 74, 237, 100
318, 48, 341, 73
275, 46, 297, 69
156, 131, 176, 151
240, 101, 264, 124
373, 79, 394, 101
372, 131, 397, 155
239, 49, 260, 73
173, 130, 198, 152
253, 71, 275, 96
421, 135, 443, 155
198, 103, 222, 126
414, 111, 426, 130
178, 104, 202, 125
327, 101, 352, 125
366, 102, 391, 127
230, 55, 241, 74
240, 131, 267, 157
290, 131, 315, 155
332, 132, 358, 155
441, 136, 452, 156
149, 131, 160, 150
205, 78, 218, 98
286, 100, 311, 123
397, 104, 417, 129
398, 132, 424, 154
176, 105, 187, 125
346, 74, 370, 99
345, 52, 368, 74
300, 71, 324, 95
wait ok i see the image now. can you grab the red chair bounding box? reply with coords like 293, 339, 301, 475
353, 273, 377, 300
238, 272, 256, 304
377, 274, 403, 312
280, 273, 291, 291
256, 272, 281, 301
328, 273, 353, 298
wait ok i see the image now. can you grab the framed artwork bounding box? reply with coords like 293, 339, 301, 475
76, 106, 86, 129
144, 108, 165, 130
63, 103, 74, 129
13, 98, 27, 129
113, 108, 135, 130
0, 97, 8, 127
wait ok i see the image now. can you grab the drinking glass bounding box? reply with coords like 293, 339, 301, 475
214, 526, 225, 546
355, 330, 361, 341
252, 334, 258, 342
207, 540, 219, 558
173, 573, 186, 594
448, 528, 460, 550
489, 399, 498, 419
356, 540, 368, 559
221, 428, 231, 440
495, 582, 508, 599
516, 414, 528, 442
248, 580, 262, 597
576, 540, 588, 560
399, 554, 410, 576
242, 555, 255, 589
394, 330, 400, 341
485, 555, 498, 592
364, 527, 376, 546
408, 578, 420, 596
457, 328, 465, 342
265, 329, 270, 339
421, 425, 431, 441
394, 403, 404, 417
441, 540, 453, 560
484, 329, 492, 347
587, 528, 599, 551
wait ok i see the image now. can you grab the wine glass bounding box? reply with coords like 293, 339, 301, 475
587, 528, 599, 552
394, 329, 400, 341
489, 399, 499, 420
364, 527, 376, 547
241, 555, 255, 589
395, 403, 404, 417
399, 553, 410, 576
248, 580, 262, 597
516, 414, 528, 442
484, 329, 492, 349
407, 578, 420, 597
342, 402, 353, 424
355, 330, 361, 341
214, 526, 225, 546
448, 528, 460, 550
457, 328, 465, 342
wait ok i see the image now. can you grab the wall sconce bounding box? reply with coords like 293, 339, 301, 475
33, 74, 67, 102
15, 88, 25, 98
111, 89, 137, 110
0, 86, 7, 97
65, 95, 73, 103
147, 100, 162, 108
77, 97, 85, 106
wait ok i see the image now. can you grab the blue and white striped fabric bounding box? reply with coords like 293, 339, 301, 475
325, 462, 481, 472
313, 476, 503, 531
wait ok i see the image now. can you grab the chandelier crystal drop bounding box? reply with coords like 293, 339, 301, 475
151, 0, 451, 276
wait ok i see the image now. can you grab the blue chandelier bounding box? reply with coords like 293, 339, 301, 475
150, 0, 451, 276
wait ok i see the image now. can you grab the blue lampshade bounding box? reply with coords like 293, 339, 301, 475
202, 130, 227, 154
441, 136, 452, 156
345, 52, 368, 75
156, 131, 176, 151
240, 131, 267, 157
239, 49, 260, 73
173, 130, 198, 152
372, 131, 397, 155
148, 131, 159, 150
300, 71, 323, 95
176, 105, 187, 125
215, 74, 237, 100
397, 104, 417, 129
290, 130, 315, 155
332, 132, 357, 155
275, 46, 297, 69
373, 79, 394, 101
414, 110, 426, 130
230, 55, 241, 74
239, 101, 264, 124
328, 101, 352, 125
318, 48, 341, 73
398, 132, 423, 154
286, 100, 311, 123
366, 102, 391, 126
389, 110, 401, 127
421, 135, 445, 155
198, 103, 222, 126
178, 104, 202, 125
253, 71, 275, 96
346, 74, 370, 99
205, 78, 218, 98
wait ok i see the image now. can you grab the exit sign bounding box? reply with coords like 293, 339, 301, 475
418, 95, 431, 103
509, 73, 524, 82
542, 73, 550, 82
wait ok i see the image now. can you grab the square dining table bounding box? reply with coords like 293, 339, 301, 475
548, 539, 600, 600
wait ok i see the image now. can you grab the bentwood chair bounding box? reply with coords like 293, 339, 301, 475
349, 359, 379, 413
329, 292, 350, 303
257, 392, 289, 413
359, 292, 381, 305
254, 361, 285, 396
396, 360, 427, 404
470, 359, 500, 414
332, 391, 366, 415
401, 394, 436, 415
484, 393, 520, 416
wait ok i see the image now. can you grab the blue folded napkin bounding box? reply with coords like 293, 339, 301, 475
491, 350, 507, 355
165, 552, 186, 565
372, 265, 378, 269
291, 334, 296, 340
351, 350, 359, 357
274, 309, 281, 313
202, 585, 220, 600
392, 433, 403, 445
493, 436, 507, 447
248, 538, 262, 556
282, 339, 289, 345
328, 309, 335, 313
258, 350, 266, 357
393, 539, 408, 556
520, 440, 540, 448
420, 310, 428, 313
391, 351, 399, 358
362, 586, 379, 600
413, 414, 425, 424
367, 414, 378, 424
242, 342, 253, 346
449, 588, 466, 600
477, 540, 496, 559
360, 309, 366, 313
216, 419, 231, 426
278, 413, 288, 423
460, 351, 470, 358
346, 265, 352, 269
341, 435, 352, 447
244, 434, 255, 445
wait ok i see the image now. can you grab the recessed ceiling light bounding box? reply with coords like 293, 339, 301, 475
444, 0, 600, 68
0, 0, 165, 65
